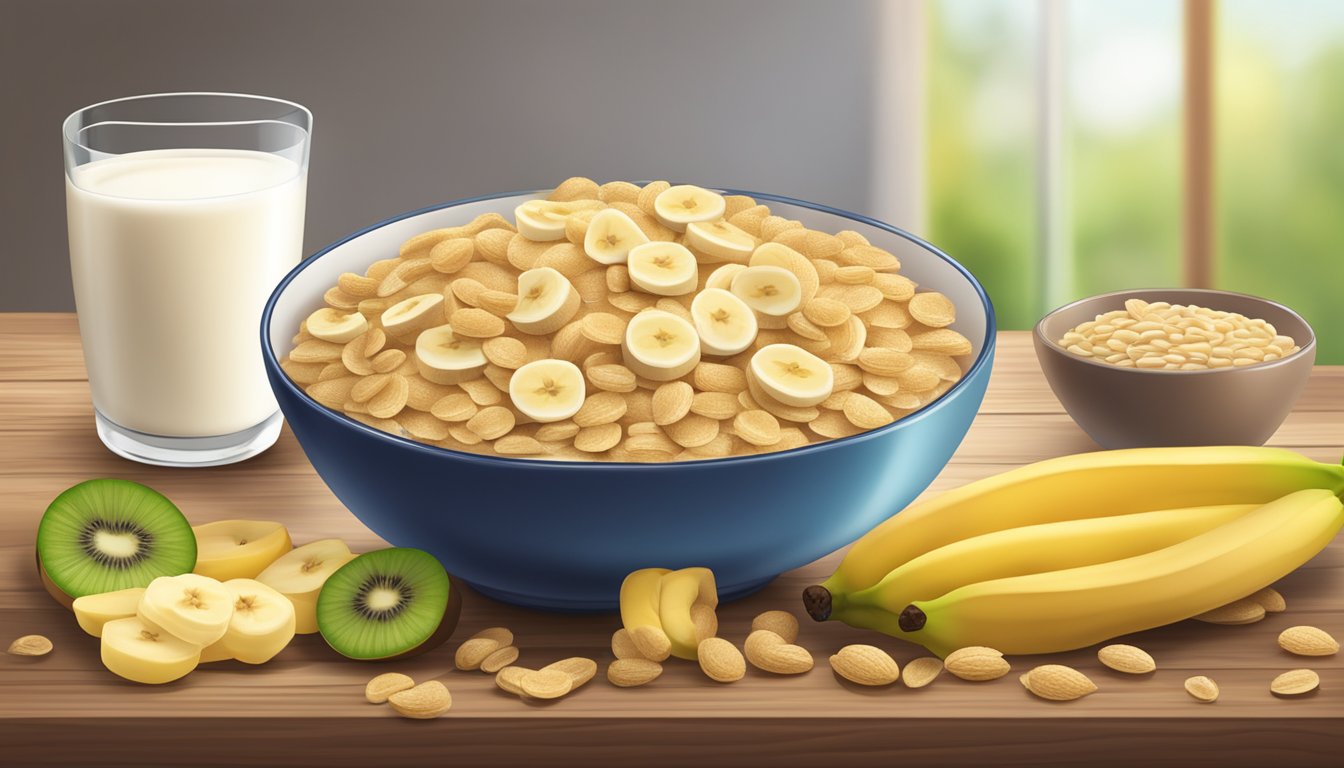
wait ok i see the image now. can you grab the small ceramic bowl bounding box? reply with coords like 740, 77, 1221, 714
1034, 288, 1315, 449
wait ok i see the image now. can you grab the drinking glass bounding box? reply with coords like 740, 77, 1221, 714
63, 92, 312, 466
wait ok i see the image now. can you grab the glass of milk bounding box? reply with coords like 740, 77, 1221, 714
63, 93, 311, 466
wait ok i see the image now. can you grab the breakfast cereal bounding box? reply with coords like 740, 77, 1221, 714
282, 179, 972, 461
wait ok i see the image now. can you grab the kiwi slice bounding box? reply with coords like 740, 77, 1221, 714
36, 479, 196, 606
316, 548, 461, 661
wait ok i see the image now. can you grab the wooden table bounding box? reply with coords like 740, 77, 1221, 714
1, 314, 1340, 767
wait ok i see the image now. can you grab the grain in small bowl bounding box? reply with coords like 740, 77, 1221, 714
1033, 288, 1315, 449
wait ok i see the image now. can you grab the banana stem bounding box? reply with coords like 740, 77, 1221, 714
898, 605, 926, 632
802, 585, 833, 622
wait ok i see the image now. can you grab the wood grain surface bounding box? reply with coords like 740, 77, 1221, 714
0, 314, 1340, 766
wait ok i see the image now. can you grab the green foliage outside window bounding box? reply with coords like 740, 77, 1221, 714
926, 0, 1343, 362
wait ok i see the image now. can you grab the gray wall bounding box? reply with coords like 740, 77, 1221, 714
0, 0, 888, 311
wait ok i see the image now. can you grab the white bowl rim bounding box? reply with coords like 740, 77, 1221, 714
262, 187, 998, 469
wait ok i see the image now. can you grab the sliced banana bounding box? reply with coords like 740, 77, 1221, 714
684, 219, 758, 263
192, 520, 292, 582
416, 324, 487, 384
748, 241, 803, 269
583, 208, 650, 265
623, 309, 702, 381
305, 308, 369, 344
652, 185, 726, 232
214, 578, 297, 665
100, 615, 202, 685
750, 343, 834, 407
255, 539, 356, 635
751, 242, 819, 306
137, 573, 234, 647
704, 263, 747, 292
73, 587, 145, 638
627, 242, 698, 296
731, 265, 802, 328
199, 639, 233, 664
507, 266, 581, 334
381, 293, 446, 342
509, 358, 587, 423
514, 199, 604, 241
690, 288, 758, 356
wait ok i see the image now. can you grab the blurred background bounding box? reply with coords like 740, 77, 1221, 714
927, 0, 1342, 362
3, 0, 1339, 359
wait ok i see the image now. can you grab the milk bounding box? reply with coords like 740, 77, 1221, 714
66, 148, 306, 437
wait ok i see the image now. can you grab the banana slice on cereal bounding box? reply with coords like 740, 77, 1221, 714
627, 242, 698, 296
583, 208, 650, 265
690, 288, 758, 356
381, 294, 446, 342
305, 308, 369, 344
509, 359, 586, 423
684, 219, 758, 263
507, 267, 580, 335
623, 309, 702, 381
704, 264, 747, 292
750, 343, 834, 407
731, 265, 802, 328
415, 324, 488, 384
514, 199, 603, 242
652, 185, 726, 232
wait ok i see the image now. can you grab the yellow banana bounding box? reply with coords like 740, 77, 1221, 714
812, 446, 1344, 607
658, 567, 718, 660
834, 503, 1259, 630
897, 489, 1344, 657
619, 568, 672, 661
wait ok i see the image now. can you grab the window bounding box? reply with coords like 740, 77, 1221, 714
925, 0, 1344, 361
1217, 0, 1344, 363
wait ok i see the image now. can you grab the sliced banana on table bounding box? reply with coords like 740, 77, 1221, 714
509, 358, 586, 422
690, 288, 758, 356
684, 219, 758, 263
100, 615, 203, 685
137, 573, 234, 647
416, 324, 487, 384
750, 343, 834, 407
731, 265, 802, 328
73, 588, 144, 638
507, 266, 580, 334
623, 309, 702, 381
381, 293, 446, 342
627, 242, 698, 296
211, 578, 296, 665
704, 263, 747, 292
305, 308, 369, 343
583, 208, 650, 265
652, 184, 726, 232
514, 199, 604, 241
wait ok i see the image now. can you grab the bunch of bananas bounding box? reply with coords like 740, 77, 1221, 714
803, 446, 1344, 657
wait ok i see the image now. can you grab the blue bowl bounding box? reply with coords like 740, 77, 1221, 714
262, 190, 996, 612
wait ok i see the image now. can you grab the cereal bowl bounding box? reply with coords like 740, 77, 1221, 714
262, 189, 995, 611
1034, 288, 1315, 449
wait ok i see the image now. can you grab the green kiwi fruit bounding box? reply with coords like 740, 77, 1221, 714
316, 547, 461, 660
36, 479, 196, 607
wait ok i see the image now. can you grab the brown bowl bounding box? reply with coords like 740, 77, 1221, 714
1033, 288, 1316, 449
